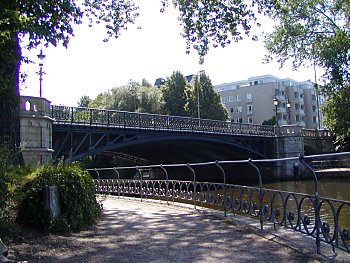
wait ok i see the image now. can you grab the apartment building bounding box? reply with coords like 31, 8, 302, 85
215, 75, 324, 129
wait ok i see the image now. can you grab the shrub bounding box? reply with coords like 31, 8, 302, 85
0, 138, 22, 235
17, 162, 101, 232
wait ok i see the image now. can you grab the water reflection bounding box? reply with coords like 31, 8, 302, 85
262, 178, 350, 235
263, 178, 350, 201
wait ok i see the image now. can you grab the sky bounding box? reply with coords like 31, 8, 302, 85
19, 1, 318, 107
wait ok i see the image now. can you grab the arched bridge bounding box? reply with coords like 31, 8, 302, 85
51, 106, 277, 163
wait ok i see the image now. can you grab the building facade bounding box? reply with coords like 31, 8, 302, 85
215, 75, 324, 129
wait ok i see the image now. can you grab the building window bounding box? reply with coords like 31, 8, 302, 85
294, 92, 298, 98
301, 116, 305, 122
312, 105, 316, 112
247, 104, 253, 114
248, 116, 253, 124
230, 108, 234, 113
312, 95, 316, 101
246, 93, 252, 102
301, 104, 304, 110
228, 95, 234, 102
283, 114, 287, 120
254, 80, 259, 85
300, 93, 303, 99
235, 94, 241, 101
281, 91, 285, 96
313, 116, 317, 123
236, 106, 242, 113
295, 115, 300, 122
295, 103, 299, 110
221, 96, 226, 103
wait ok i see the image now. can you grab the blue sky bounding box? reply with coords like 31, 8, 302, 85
20, 1, 318, 106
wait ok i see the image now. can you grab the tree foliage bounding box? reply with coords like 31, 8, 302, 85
262, 116, 276, 126
17, 162, 101, 232
89, 80, 163, 113
162, 0, 259, 63
1, 0, 262, 152
188, 72, 228, 121
77, 95, 92, 107
161, 71, 190, 116
262, 0, 350, 149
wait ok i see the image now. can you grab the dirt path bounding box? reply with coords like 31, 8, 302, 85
7, 197, 325, 262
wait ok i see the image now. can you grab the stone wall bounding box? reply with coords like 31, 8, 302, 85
19, 96, 54, 165
274, 125, 304, 179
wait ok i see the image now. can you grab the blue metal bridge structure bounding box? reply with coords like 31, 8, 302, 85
51, 105, 333, 165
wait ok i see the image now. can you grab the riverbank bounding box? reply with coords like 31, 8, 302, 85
4, 196, 348, 262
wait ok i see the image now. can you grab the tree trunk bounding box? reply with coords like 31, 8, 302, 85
0, 32, 21, 160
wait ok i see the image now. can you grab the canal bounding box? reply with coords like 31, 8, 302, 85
262, 177, 350, 230
263, 177, 350, 200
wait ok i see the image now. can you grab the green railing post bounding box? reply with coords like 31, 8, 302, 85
248, 159, 264, 230
299, 155, 321, 254
159, 165, 169, 205
186, 164, 197, 209
215, 161, 227, 217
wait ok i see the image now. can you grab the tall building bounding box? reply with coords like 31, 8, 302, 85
215, 75, 324, 129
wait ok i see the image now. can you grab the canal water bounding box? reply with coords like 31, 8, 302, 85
263, 177, 350, 201
262, 177, 350, 229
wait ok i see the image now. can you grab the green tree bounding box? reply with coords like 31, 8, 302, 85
323, 88, 350, 150
262, 116, 276, 126
89, 92, 110, 109
77, 95, 92, 107
89, 81, 163, 113
262, 0, 350, 148
0, 0, 138, 154
1, 0, 259, 152
188, 72, 228, 121
108, 86, 137, 112
161, 71, 190, 116
137, 86, 164, 114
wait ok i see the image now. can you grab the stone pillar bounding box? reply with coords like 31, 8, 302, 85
19, 96, 54, 165
274, 125, 304, 179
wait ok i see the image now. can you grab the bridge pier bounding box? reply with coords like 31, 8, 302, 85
19, 96, 54, 165
274, 125, 304, 179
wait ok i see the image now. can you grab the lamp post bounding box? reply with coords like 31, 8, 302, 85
273, 97, 279, 125
286, 99, 291, 124
196, 70, 205, 121
37, 48, 46, 97
196, 78, 200, 120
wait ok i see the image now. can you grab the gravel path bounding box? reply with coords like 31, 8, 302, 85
7, 196, 326, 262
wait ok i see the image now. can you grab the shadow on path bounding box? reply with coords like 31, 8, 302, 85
9, 196, 325, 262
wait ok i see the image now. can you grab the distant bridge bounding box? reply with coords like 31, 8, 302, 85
19, 96, 334, 177
51, 105, 277, 163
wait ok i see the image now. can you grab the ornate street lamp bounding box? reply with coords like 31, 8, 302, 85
273, 97, 279, 125
37, 48, 46, 97
286, 99, 291, 124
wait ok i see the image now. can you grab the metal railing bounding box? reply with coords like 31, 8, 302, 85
89, 152, 350, 255
51, 105, 276, 136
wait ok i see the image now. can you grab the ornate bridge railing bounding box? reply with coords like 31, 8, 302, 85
51, 105, 275, 136
89, 152, 350, 256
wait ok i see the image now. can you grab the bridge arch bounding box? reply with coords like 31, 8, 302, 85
71, 135, 270, 163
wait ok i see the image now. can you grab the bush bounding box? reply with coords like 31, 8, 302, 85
17, 162, 101, 232
0, 138, 22, 235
